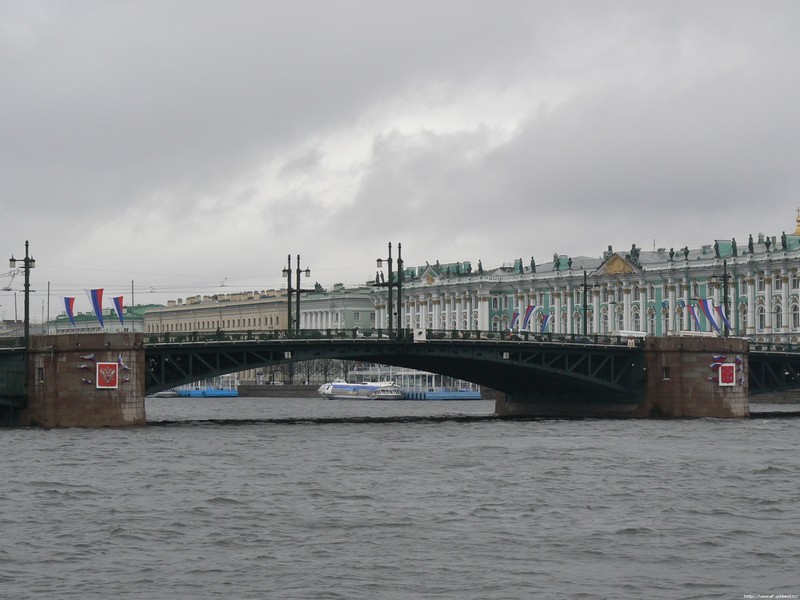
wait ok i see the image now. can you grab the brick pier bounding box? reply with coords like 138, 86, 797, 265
497, 335, 749, 418
18, 333, 146, 428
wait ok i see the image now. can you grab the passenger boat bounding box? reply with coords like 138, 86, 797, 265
347, 366, 482, 400
317, 378, 405, 400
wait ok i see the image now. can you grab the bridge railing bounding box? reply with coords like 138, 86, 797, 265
144, 328, 646, 347
0, 337, 25, 350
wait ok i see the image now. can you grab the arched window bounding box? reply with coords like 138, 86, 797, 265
632, 311, 641, 331
775, 305, 783, 329
792, 304, 799, 329
757, 306, 766, 331
602, 312, 609, 334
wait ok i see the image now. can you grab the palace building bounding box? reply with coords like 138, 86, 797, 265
132, 214, 800, 347
374, 215, 800, 343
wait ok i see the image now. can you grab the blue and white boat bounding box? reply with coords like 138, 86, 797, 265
317, 378, 405, 400
347, 367, 483, 400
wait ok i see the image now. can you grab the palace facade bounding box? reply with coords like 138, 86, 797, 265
129, 214, 800, 347
375, 219, 800, 343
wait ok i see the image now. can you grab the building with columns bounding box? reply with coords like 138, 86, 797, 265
143, 290, 287, 337
375, 216, 800, 343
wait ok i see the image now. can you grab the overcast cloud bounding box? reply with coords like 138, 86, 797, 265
2, 0, 799, 318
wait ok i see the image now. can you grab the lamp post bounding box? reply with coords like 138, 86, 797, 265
396, 243, 403, 337
722, 259, 730, 337
581, 270, 588, 336
282, 254, 311, 336
710, 260, 731, 337
376, 242, 404, 336
8, 240, 35, 349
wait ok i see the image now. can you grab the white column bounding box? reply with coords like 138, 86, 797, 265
782, 272, 790, 334
554, 290, 562, 334
565, 288, 574, 334
765, 274, 774, 332
747, 275, 756, 334
623, 288, 631, 331
478, 295, 490, 330
668, 284, 677, 334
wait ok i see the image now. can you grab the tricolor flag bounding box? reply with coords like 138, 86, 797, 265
715, 305, 732, 332
87, 288, 104, 328
522, 305, 537, 330
698, 298, 720, 332
64, 297, 76, 327
540, 313, 551, 334
510, 309, 520, 330
688, 305, 702, 330
112, 296, 125, 325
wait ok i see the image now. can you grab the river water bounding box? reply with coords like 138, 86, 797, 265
2, 397, 799, 600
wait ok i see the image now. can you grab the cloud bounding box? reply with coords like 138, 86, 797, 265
2, 0, 799, 318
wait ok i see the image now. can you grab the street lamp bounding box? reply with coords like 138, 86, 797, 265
710, 259, 731, 337
580, 270, 589, 336
376, 242, 403, 336
281, 254, 311, 336
8, 240, 35, 349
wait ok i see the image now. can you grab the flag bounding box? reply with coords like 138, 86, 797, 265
688, 305, 702, 330
540, 314, 551, 334
698, 298, 720, 332
112, 296, 125, 325
64, 297, 76, 327
86, 289, 104, 327
510, 309, 520, 330
715, 305, 732, 332
522, 305, 536, 330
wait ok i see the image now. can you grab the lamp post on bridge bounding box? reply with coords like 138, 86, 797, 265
375, 242, 403, 337
710, 259, 731, 337
8, 240, 35, 350
282, 254, 311, 336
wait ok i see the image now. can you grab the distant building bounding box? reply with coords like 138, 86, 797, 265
373, 214, 800, 343
142, 290, 287, 337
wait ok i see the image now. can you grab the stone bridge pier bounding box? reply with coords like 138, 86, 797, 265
497, 336, 749, 418
18, 333, 146, 428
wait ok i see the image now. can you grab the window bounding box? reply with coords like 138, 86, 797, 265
775, 278, 783, 291
775, 305, 783, 329
741, 280, 748, 294
758, 278, 765, 292
662, 367, 670, 380
354, 312, 360, 322
758, 306, 766, 330
792, 305, 799, 328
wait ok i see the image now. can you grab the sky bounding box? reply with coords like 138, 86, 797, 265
2, 0, 800, 320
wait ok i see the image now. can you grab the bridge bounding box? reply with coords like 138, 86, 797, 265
144, 329, 645, 405
2, 329, 799, 426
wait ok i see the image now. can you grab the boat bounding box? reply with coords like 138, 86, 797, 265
317, 378, 405, 400
348, 366, 483, 400
177, 388, 239, 398
175, 375, 239, 397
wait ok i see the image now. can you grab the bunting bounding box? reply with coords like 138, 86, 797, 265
522, 305, 537, 330
688, 305, 702, 330
86, 288, 104, 328
64, 297, 76, 327
715, 305, 732, 332
112, 296, 125, 325
698, 298, 720, 332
